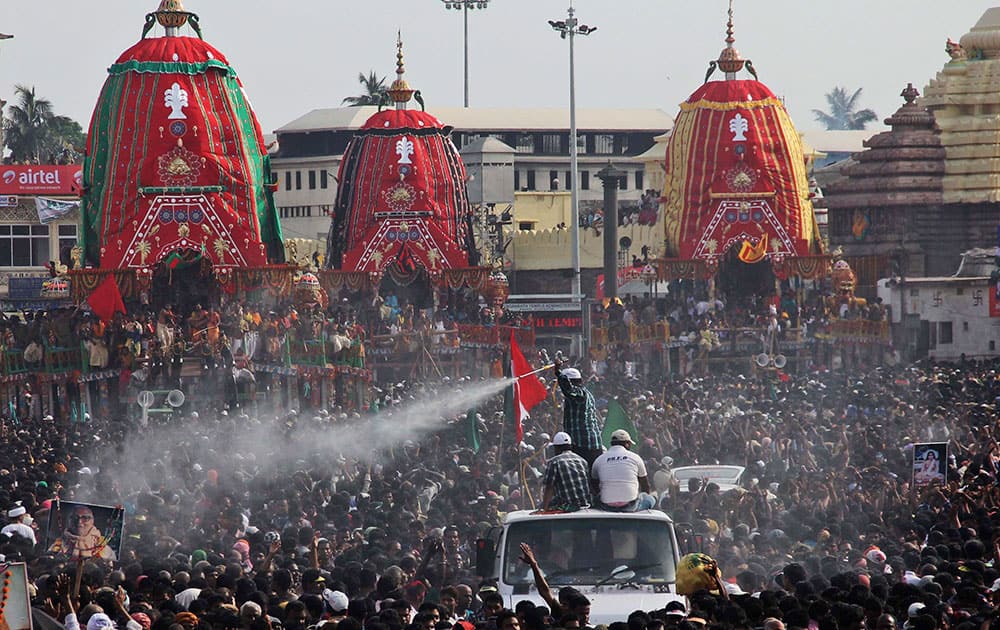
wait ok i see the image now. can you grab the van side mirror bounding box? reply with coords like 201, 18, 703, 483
475, 537, 495, 577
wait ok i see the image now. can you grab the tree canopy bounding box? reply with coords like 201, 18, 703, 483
812, 86, 878, 131
3, 84, 85, 163
341, 71, 388, 107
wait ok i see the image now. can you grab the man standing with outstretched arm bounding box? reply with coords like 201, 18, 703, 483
554, 359, 603, 467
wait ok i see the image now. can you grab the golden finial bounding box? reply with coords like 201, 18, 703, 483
155, 0, 190, 29
716, 0, 747, 78
387, 30, 415, 107
725, 0, 735, 47
396, 31, 405, 77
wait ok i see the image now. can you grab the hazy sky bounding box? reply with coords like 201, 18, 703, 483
0, 1, 991, 135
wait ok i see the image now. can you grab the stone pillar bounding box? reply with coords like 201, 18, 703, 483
597, 162, 626, 299
81, 379, 92, 419
287, 374, 298, 411
43, 380, 53, 420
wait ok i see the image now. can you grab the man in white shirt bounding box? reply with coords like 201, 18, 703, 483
2, 504, 36, 545
591, 430, 655, 511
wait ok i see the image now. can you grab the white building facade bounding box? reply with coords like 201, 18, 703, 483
878, 276, 1000, 361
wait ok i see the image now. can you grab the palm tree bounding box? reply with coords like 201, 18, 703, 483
812, 87, 878, 131
4, 84, 54, 162
341, 71, 388, 107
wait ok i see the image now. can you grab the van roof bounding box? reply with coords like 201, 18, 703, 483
504, 508, 674, 524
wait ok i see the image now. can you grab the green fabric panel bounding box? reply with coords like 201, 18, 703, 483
81, 72, 129, 264
82, 57, 281, 265
108, 59, 233, 78
262, 153, 283, 243
221, 74, 282, 247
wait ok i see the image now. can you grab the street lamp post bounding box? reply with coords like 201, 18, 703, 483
549, 5, 596, 302
440, 0, 489, 108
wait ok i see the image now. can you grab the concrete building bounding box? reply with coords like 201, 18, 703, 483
0, 198, 78, 305
877, 277, 999, 361
0, 164, 82, 304
270, 106, 673, 246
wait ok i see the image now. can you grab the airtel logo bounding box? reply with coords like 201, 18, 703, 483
2, 168, 61, 185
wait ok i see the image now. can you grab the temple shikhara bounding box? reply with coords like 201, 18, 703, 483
658, 5, 826, 289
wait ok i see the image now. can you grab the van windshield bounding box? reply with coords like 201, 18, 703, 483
503, 518, 676, 586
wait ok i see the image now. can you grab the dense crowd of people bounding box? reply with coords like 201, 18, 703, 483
1, 329, 999, 630
0, 288, 539, 385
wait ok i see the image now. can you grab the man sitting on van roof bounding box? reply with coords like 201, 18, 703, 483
591, 429, 655, 512
541, 432, 592, 512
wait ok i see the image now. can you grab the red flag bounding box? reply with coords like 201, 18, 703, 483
87, 275, 126, 322
510, 331, 547, 442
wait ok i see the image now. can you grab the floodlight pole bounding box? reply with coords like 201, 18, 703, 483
440, 0, 490, 107
550, 5, 596, 303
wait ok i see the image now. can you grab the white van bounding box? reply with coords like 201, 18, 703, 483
476, 509, 685, 625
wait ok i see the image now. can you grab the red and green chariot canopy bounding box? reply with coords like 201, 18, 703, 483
327, 108, 477, 274
81, 25, 284, 270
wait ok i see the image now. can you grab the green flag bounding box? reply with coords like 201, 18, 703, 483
602, 398, 638, 449
467, 408, 481, 454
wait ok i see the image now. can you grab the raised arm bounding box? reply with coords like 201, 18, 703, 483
519, 543, 559, 614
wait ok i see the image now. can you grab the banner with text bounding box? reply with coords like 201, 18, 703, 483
0, 165, 82, 196
35, 196, 80, 223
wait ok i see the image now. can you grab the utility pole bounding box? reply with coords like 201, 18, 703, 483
549, 4, 596, 302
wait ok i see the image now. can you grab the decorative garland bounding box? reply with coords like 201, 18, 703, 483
385, 264, 424, 287
0, 563, 11, 625
68, 270, 142, 302
442, 267, 490, 291
771, 255, 832, 281
317, 271, 377, 294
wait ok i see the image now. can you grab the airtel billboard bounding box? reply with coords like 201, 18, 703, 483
0, 165, 82, 196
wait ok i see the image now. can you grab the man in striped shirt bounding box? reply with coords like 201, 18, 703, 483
541, 432, 592, 512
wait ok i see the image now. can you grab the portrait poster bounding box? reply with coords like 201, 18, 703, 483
0, 561, 31, 630
912, 442, 948, 488
45, 501, 124, 562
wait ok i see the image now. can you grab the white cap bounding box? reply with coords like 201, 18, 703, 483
610, 429, 634, 445
7, 505, 26, 518
907, 602, 926, 618
323, 589, 349, 613
550, 432, 572, 447
561, 367, 582, 380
